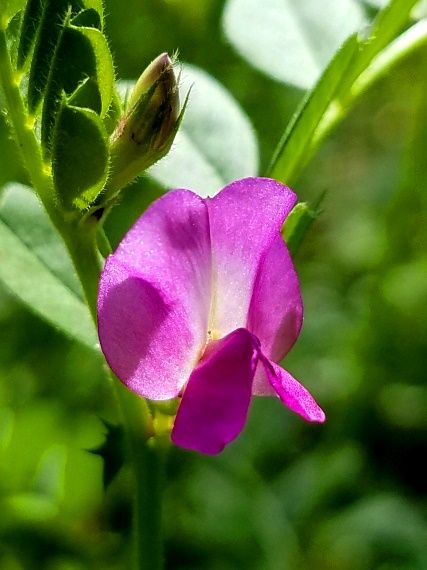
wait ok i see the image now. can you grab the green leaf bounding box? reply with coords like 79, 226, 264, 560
0, 183, 98, 348
269, 0, 423, 184
78, 25, 114, 116
71, 7, 101, 29
16, 0, 43, 69
27, 0, 83, 113
67, 76, 102, 112
222, 0, 365, 90
41, 23, 114, 150
147, 63, 259, 197
338, 0, 421, 95
0, 0, 25, 22
52, 102, 109, 210
269, 35, 359, 185
82, 0, 103, 19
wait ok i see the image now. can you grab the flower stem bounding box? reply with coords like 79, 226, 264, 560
0, 24, 167, 570
63, 225, 168, 570
118, 384, 168, 570
133, 440, 167, 570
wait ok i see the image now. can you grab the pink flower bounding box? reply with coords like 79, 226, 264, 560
98, 177, 325, 454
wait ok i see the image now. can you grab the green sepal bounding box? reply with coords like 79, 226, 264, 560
52, 101, 109, 211
89, 419, 125, 489
41, 23, 114, 152
282, 196, 324, 256
16, 0, 43, 69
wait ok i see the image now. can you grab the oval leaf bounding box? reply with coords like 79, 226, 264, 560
16, 0, 43, 69
0, 183, 97, 348
71, 8, 102, 29
41, 24, 114, 150
27, 0, 83, 113
78, 25, 114, 116
0, 0, 26, 21
148, 64, 259, 197
223, 0, 365, 89
52, 103, 109, 210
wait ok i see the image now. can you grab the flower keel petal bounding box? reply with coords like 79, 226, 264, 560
172, 328, 259, 454
249, 235, 303, 395
260, 357, 326, 423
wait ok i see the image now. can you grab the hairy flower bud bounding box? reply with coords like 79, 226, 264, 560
106, 53, 181, 197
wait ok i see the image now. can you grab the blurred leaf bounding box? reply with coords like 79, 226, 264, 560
223, 0, 365, 90
148, 64, 259, 197
89, 420, 125, 488
312, 495, 427, 569
34, 444, 67, 503
362, 0, 427, 19
52, 103, 109, 210
0, 183, 81, 294
0, 183, 97, 348
269, 35, 359, 184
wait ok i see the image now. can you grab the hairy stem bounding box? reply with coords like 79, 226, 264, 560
0, 25, 58, 224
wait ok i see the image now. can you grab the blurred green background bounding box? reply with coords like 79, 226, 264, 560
1, 1, 427, 568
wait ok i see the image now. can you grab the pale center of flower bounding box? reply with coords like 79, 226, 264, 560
207, 328, 221, 342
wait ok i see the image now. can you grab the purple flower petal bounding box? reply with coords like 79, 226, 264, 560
248, 235, 303, 395
260, 355, 326, 423
98, 190, 211, 399
171, 328, 259, 454
206, 177, 296, 338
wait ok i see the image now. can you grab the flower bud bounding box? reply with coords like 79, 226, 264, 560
106, 53, 180, 197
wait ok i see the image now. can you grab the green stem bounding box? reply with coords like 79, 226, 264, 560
0, 25, 57, 223
0, 23, 166, 570
117, 384, 167, 570
133, 439, 167, 570
56, 224, 168, 570
64, 222, 167, 570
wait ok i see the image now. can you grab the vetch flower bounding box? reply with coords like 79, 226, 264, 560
98, 177, 325, 454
